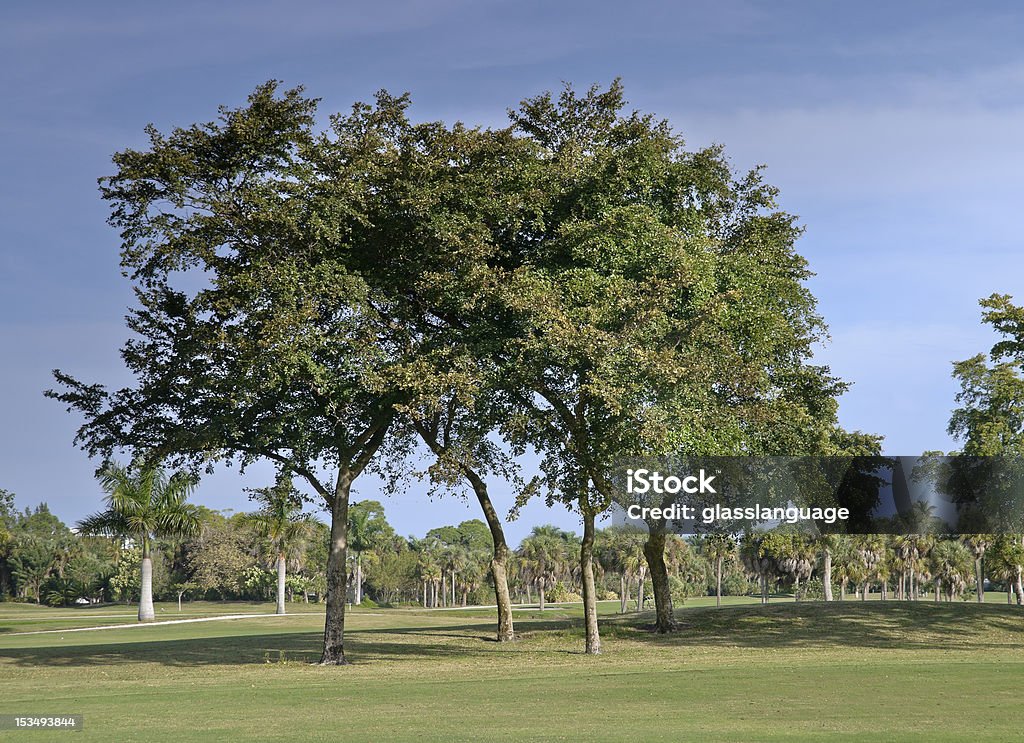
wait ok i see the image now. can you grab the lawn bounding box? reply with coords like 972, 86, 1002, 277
0, 598, 1022, 742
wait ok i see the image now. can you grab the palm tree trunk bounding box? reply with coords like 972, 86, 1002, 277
643, 528, 676, 632
139, 538, 155, 622
1015, 567, 1023, 606
276, 552, 287, 615
354, 553, 362, 606
716, 555, 723, 608
823, 549, 833, 602
637, 571, 645, 611
539, 581, 546, 611
619, 574, 627, 613
580, 509, 601, 655
320, 469, 353, 665
975, 558, 984, 603
934, 578, 941, 602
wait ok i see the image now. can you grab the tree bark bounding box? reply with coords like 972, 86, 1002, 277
823, 548, 834, 602
354, 553, 363, 606
320, 470, 352, 665
1015, 567, 1023, 606
976, 558, 984, 603
715, 555, 723, 608
580, 510, 601, 654
539, 581, 546, 611
139, 539, 155, 622
643, 529, 676, 632
276, 552, 287, 615
619, 574, 628, 613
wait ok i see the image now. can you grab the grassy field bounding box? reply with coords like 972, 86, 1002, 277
1, 598, 1022, 742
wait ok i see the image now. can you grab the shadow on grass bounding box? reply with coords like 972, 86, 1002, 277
611, 600, 1024, 651
0, 620, 554, 668
1, 602, 1020, 668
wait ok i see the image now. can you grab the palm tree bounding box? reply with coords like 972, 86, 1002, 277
930, 540, 974, 601
347, 501, 390, 606
244, 475, 316, 615
518, 527, 572, 610
703, 534, 735, 607
961, 535, 993, 602
78, 461, 201, 622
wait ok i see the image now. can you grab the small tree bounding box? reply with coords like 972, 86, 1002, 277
78, 461, 200, 621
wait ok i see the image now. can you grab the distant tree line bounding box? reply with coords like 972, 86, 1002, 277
4, 482, 1021, 612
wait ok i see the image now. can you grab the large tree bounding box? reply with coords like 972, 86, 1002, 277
486, 81, 844, 648
48, 83, 414, 663
78, 461, 200, 621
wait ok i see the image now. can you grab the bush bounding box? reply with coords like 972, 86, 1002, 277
546, 582, 583, 603
358, 597, 378, 608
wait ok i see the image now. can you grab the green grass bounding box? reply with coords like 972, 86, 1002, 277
0, 598, 1022, 741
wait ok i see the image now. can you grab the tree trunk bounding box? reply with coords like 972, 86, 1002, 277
276, 552, 287, 615
320, 471, 352, 665
580, 509, 601, 655
620, 574, 628, 613
643, 529, 676, 632
823, 548, 833, 602
139, 539, 155, 622
1015, 567, 1023, 606
934, 578, 941, 603
354, 553, 362, 606
976, 558, 984, 603
539, 581, 546, 611
712, 556, 721, 607
448, 449, 516, 640
637, 569, 646, 611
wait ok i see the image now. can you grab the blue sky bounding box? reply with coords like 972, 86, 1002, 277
2, 1, 1023, 542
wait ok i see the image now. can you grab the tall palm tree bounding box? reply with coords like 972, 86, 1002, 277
961, 535, 993, 602
347, 501, 389, 606
704, 534, 736, 608
78, 461, 201, 622
244, 476, 316, 615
